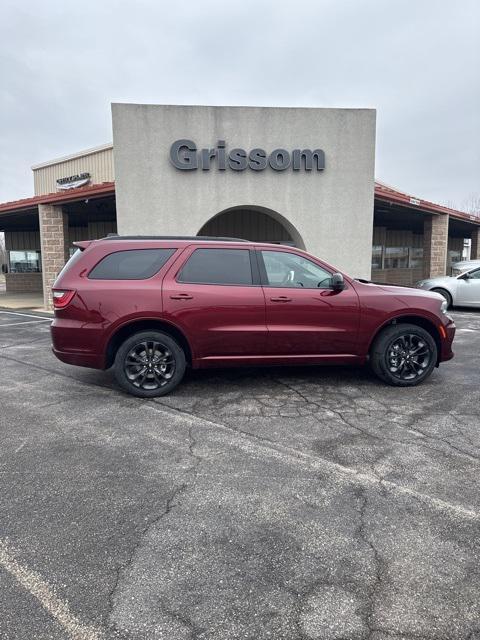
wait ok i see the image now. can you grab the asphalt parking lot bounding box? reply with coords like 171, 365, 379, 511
0, 309, 479, 640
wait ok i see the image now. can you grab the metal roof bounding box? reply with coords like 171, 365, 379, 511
0, 182, 115, 214
0, 179, 478, 226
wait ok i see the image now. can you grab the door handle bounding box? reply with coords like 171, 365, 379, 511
270, 296, 292, 302
169, 293, 193, 300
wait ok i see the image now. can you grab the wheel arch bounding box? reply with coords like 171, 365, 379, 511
368, 314, 442, 365
105, 318, 193, 369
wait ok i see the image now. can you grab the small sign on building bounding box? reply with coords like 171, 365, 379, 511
56, 172, 91, 190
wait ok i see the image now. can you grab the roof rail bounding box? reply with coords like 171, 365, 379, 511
100, 235, 249, 242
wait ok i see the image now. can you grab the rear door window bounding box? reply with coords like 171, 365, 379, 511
177, 248, 253, 285
89, 249, 176, 280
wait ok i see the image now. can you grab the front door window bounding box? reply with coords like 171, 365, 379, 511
261, 250, 333, 289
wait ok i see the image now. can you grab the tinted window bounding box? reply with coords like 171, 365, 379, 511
56, 248, 83, 279
261, 250, 332, 288
89, 249, 175, 280
178, 249, 253, 285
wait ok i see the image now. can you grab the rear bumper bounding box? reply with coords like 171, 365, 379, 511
51, 321, 105, 369
52, 346, 105, 369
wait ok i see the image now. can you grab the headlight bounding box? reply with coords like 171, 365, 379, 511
416, 280, 426, 287
440, 300, 448, 314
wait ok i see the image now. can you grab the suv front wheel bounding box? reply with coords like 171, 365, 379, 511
114, 331, 186, 397
370, 323, 437, 387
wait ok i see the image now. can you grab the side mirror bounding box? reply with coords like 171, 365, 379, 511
460, 272, 471, 280
331, 272, 345, 291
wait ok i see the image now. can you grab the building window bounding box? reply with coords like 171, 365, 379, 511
384, 247, 409, 269
409, 247, 423, 269
448, 249, 462, 266
371, 245, 383, 270
9, 250, 42, 273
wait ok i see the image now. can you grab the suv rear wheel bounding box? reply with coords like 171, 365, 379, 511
113, 331, 186, 397
370, 323, 437, 387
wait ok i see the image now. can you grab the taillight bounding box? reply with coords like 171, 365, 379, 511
52, 289, 76, 309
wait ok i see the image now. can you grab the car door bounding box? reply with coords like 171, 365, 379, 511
455, 268, 480, 307
258, 249, 360, 355
162, 245, 267, 360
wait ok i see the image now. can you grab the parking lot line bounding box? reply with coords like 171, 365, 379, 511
0, 319, 52, 327
0, 539, 104, 640
0, 310, 52, 320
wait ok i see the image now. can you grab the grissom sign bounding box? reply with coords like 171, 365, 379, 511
170, 139, 325, 172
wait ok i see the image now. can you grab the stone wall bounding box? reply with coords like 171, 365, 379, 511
38, 203, 69, 309
423, 214, 449, 278
471, 227, 480, 260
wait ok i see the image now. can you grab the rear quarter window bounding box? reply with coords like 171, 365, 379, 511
88, 249, 176, 280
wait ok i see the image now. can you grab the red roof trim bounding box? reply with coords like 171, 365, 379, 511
0, 182, 115, 214
374, 181, 479, 224
1, 179, 478, 226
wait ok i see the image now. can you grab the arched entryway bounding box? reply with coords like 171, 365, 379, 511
198, 205, 305, 249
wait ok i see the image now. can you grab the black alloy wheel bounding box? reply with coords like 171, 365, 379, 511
370, 323, 437, 387
114, 331, 186, 397
385, 333, 431, 381
125, 340, 175, 390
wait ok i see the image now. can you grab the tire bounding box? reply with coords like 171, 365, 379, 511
431, 288, 453, 309
370, 323, 437, 387
113, 331, 186, 397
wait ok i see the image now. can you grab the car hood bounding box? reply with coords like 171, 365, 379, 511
416, 276, 456, 287
355, 280, 444, 304
374, 283, 443, 300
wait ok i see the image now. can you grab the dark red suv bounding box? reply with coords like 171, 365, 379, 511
51, 236, 455, 396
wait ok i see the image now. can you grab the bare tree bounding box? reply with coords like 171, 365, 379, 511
445, 194, 480, 218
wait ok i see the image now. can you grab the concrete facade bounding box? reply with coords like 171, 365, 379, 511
112, 104, 376, 279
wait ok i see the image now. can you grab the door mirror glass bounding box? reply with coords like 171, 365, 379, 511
331, 273, 345, 291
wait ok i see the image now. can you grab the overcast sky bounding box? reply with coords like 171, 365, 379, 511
1, 0, 479, 208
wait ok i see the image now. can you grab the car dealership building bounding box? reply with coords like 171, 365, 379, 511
1, 103, 479, 309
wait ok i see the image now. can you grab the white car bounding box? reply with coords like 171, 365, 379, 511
417, 266, 480, 308
451, 259, 480, 277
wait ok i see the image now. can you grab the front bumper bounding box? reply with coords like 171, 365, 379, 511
439, 318, 456, 362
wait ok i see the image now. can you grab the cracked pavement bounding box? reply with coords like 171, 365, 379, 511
0, 309, 479, 639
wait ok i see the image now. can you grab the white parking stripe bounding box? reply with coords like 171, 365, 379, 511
0, 320, 52, 328
0, 310, 52, 320
0, 538, 104, 640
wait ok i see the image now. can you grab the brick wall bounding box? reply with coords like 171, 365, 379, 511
39, 204, 69, 309
371, 268, 423, 287
423, 214, 449, 278
4, 272, 43, 293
